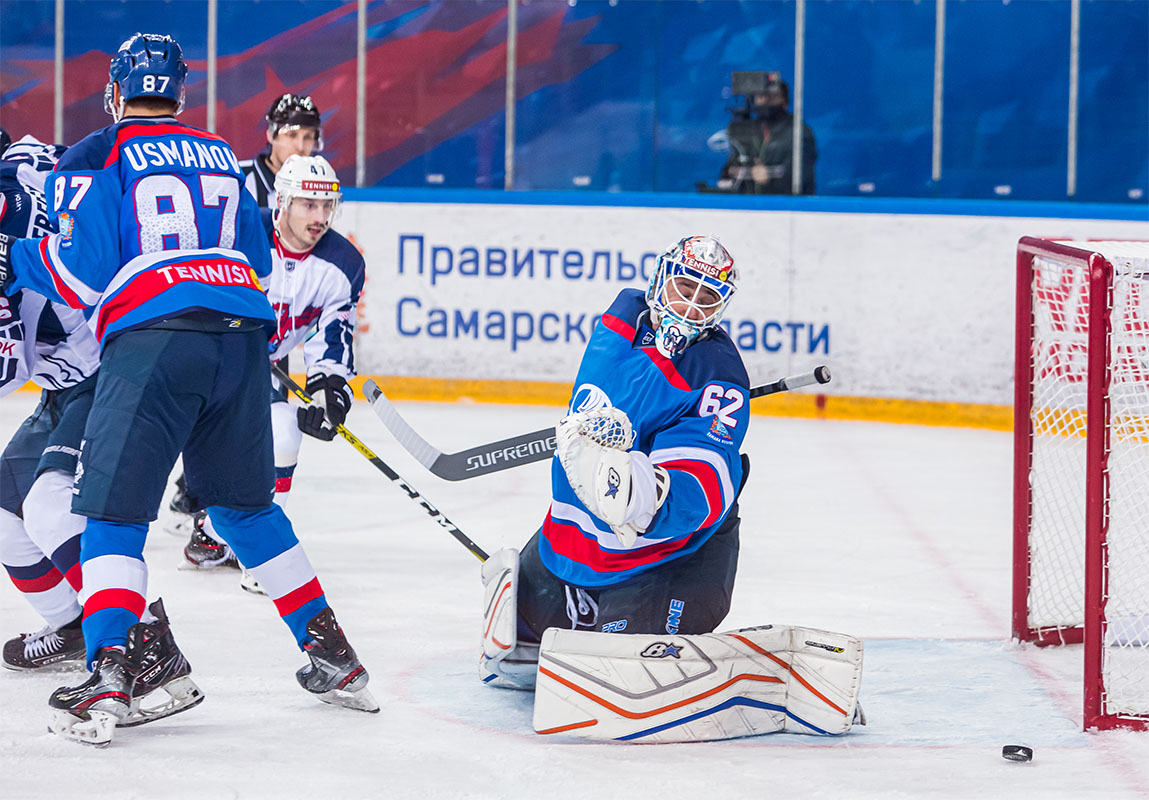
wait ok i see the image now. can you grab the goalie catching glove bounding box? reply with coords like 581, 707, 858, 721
555, 407, 670, 548
297, 373, 353, 441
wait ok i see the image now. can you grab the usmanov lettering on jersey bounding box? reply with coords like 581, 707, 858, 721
120, 140, 242, 174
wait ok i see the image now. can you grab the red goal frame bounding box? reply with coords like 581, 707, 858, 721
1012, 235, 1149, 732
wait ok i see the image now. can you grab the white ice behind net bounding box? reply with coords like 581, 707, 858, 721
1029, 241, 1149, 718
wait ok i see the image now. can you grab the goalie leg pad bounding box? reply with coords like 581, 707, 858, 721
479, 548, 538, 690
532, 625, 863, 742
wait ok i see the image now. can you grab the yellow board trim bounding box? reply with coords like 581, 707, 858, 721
13, 374, 1013, 431
344, 375, 1015, 432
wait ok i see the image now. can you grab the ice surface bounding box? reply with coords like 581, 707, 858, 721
1, 393, 1146, 799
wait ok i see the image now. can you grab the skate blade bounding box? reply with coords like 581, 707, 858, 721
2, 652, 86, 672
48, 708, 121, 747
120, 676, 205, 728
313, 684, 380, 713
177, 556, 239, 572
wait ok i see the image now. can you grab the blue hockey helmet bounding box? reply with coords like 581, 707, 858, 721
103, 33, 188, 119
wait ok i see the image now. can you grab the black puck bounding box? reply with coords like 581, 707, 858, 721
1002, 745, 1033, 762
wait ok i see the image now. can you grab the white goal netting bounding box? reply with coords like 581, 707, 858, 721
1026, 240, 1149, 721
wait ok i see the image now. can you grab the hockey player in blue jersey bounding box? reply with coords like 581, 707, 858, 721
480, 235, 750, 687
0, 33, 376, 745
183, 154, 365, 591
479, 237, 865, 741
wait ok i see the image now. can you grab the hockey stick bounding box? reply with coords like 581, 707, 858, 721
271, 364, 488, 562
362, 365, 831, 482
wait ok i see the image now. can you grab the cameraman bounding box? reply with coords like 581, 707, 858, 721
721, 73, 817, 195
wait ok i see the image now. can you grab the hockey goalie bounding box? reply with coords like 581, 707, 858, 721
479, 235, 864, 742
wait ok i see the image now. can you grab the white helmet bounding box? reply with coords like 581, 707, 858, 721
274, 154, 341, 222
646, 235, 738, 358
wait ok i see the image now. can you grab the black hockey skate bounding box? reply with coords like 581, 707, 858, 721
3, 621, 85, 670
296, 608, 379, 713
181, 511, 239, 570
120, 598, 205, 728
168, 473, 197, 515
48, 647, 134, 747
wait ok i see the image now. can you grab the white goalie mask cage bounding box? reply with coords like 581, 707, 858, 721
274, 154, 342, 227
646, 235, 738, 358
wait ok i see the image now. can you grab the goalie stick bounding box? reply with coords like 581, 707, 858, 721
271, 364, 489, 562
363, 365, 830, 482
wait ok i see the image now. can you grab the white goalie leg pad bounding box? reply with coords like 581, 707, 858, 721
479, 548, 538, 690
532, 625, 863, 742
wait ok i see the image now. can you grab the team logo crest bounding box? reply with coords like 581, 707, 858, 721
640, 642, 682, 659
706, 416, 733, 444
58, 212, 74, 243
570, 383, 611, 414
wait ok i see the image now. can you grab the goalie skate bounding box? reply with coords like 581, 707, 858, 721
120, 599, 204, 727
48, 648, 133, 747
296, 608, 379, 713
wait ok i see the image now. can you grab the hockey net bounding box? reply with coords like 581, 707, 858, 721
1013, 237, 1149, 731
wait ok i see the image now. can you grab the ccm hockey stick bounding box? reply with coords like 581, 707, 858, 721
271, 364, 488, 561
362, 365, 830, 482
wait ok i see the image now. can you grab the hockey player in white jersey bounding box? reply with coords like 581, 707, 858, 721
479, 235, 865, 742
183, 154, 365, 587
0, 134, 93, 670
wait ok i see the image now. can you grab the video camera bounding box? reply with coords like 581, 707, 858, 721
727, 70, 786, 120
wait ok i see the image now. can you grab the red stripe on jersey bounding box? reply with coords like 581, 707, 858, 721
39, 237, 87, 308
275, 476, 293, 494
659, 459, 725, 528
95, 258, 261, 340
63, 563, 83, 592
83, 588, 147, 619
273, 576, 325, 618
9, 568, 64, 594
103, 123, 228, 168
541, 510, 694, 573
600, 313, 691, 391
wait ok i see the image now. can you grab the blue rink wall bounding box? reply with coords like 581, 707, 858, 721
335, 190, 1149, 429
1, 0, 1145, 203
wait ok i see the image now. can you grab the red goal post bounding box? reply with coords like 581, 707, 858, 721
1013, 236, 1149, 731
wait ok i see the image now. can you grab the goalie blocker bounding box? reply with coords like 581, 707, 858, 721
534, 625, 863, 742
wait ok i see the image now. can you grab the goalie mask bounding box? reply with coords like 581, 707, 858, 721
646, 235, 738, 358
274, 154, 341, 250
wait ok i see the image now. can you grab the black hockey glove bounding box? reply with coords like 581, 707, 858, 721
297, 373, 353, 441
0, 232, 14, 291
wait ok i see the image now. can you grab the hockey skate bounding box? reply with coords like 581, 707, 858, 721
48, 648, 133, 747
239, 566, 267, 596
180, 512, 239, 570
3, 622, 85, 670
296, 608, 379, 713
120, 598, 205, 728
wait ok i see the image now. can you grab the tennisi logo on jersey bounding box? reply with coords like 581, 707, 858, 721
154, 260, 261, 289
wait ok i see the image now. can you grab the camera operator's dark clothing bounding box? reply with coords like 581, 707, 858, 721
722, 111, 817, 195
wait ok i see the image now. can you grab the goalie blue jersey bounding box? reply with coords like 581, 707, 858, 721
9, 117, 273, 344
538, 288, 750, 587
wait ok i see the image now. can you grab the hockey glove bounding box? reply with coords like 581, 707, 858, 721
297, 373, 353, 441
555, 407, 670, 548
0, 232, 14, 291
